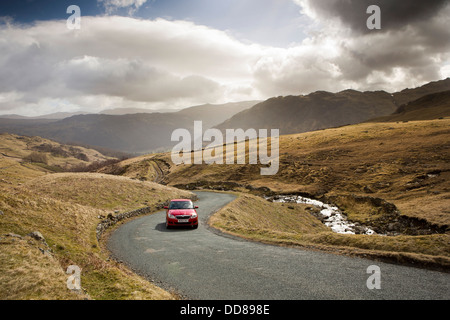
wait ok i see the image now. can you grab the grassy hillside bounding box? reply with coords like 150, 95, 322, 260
0, 135, 195, 299
163, 119, 449, 223
111, 119, 450, 229
111, 118, 450, 269
370, 90, 450, 122
0, 133, 116, 182
209, 194, 449, 270
97, 153, 171, 183
392, 78, 450, 106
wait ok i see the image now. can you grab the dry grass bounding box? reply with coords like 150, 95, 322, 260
0, 133, 117, 185
209, 194, 450, 270
0, 235, 87, 300
162, 119, 450, 228
0, 133, 113, 169
114, 119, 450, 270
0, 157, 48, 185
0, 135, 195, 300
209, 193, 329, 236
0, 172, 194, 300
23, 172, 185, 211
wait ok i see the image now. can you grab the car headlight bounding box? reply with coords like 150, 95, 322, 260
168, 213, 176, 219
191, 213, 198, 218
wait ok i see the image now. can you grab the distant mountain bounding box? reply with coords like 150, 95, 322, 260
369, 90, 450, 122
215, 78, 450, 136
0, 111, 89, 120
0, 114, 31, 119
174, 101, 260, 129
0, 118, 58, 133
0, 101, 259, 154
0, 108, 181, 119
392, 78, 450, 106
1, 78, 449, 154
99, 107, 181, 115
216, 90, 397, 135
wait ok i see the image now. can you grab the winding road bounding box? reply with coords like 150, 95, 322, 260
107, 191, 450, 300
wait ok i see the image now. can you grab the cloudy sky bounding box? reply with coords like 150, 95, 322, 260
0, 0, 449, 116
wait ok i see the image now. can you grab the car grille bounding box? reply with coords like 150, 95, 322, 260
176, 215, 191, 219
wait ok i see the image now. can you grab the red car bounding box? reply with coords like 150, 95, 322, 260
165, 199, 199, 229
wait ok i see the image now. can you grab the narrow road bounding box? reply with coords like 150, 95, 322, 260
107, 191, 450, 300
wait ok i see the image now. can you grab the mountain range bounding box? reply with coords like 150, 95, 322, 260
0, 107, 182, 120
217, 78, 450, 135
0, 101, 259, 154
369, 90, 450, 122
0, 78, 449, 154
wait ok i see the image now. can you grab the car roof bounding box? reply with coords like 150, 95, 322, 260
170, 199, 192, 202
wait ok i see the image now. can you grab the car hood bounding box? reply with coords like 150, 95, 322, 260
168, 209, 196, 216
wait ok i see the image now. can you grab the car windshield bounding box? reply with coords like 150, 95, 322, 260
169, 201, 194, 209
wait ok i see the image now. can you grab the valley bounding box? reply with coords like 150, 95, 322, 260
105, 118, 450, 271
1, 78, 449, 300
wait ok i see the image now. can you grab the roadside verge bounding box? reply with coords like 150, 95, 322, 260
207, 192, 450, 272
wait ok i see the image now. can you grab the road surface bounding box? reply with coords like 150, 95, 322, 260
107, 191, 449, 300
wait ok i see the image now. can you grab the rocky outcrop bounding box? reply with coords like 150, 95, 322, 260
326, 194, 448, 236
28, 231, 46, 242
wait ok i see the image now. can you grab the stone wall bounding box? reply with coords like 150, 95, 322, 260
96, 203, 165, 241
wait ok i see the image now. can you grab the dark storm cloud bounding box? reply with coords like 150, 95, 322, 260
285, 0, 450, 89
302, 0, 449, 33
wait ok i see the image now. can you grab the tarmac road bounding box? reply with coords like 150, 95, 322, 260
107, 191, 450, 300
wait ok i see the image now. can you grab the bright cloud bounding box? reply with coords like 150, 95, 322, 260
0, 0, 449, 116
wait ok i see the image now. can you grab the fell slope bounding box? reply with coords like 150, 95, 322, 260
0, 133, 116, 184
109, 118, 450, 269
370, 90, 450, 122
217, 90, 398, 135
0, 135, 195, 299
0, 173, 195, 300
215, 78, 450, 136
